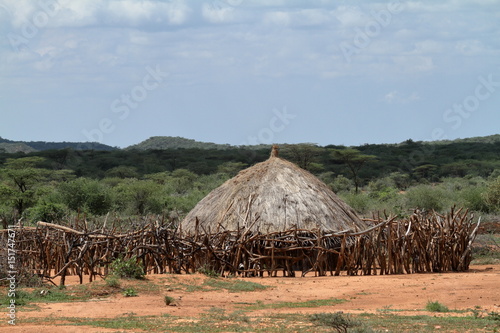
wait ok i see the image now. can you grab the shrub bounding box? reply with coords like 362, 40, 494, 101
459, 186, 490, 212
58, 178, 113, 215
197, 264, 219, 278
109, 256, 145, 279
406, 185, 447, 211
367, 179, 398, 202
164, 295, 175, 306
330, 175, 354, 193
483, 177, 500, 212
25, 202, 66, 223
105, 276, 121, 288
340, 192, 373, 214
123, 288, 137, 297
112, 179, 165, 215
425, 301, 449, 312
310, 312, 363, 332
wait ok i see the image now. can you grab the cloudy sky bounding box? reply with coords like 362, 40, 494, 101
1, 0, 499, 148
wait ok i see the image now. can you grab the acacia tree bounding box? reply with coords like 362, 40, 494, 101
282, 144, 323, 171
330, 149, 376, 193
0, 157, 49, 219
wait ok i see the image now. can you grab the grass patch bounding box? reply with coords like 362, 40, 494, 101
244, 298, 346, 310
0, 287, 86, 308
202, 278, 269, 293
309, 312, 364, 331
18, 310, 500, 332
358, 312, 500, 332
203, 307, 251, 323
56, 315, 165, 331
159, 276, 268, 293
197, 265, 220, 278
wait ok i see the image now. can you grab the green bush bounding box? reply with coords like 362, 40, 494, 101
459, 186, 489, 212
58, 178, 113, 215
197, 264, 219, 278
123, 288, 137, 297
330, 175, 354, 193
25, 202, 66, 223
367, 179, 398, 202
483, 177, 500, 212
340, 192, 373, 214
112, 179, 164, 215
105, 276, 121, 288
406, 185, 447, 211
310, 312, 364, 331
109, 256, 145, 279
164, 295, 175, 305
425, 301, 449, 312
388, 172, 411, 190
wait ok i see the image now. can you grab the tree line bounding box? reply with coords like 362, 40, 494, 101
0, 139, 499, 228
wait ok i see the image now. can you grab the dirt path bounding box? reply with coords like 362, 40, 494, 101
3, 265, 499, 332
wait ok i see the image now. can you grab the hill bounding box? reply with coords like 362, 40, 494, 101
0, 142, 37, 153
126, 136, 233, 150
429, 134, 500, 145
0, 137, 117, 152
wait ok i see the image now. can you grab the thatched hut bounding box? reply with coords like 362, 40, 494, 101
181, 146, 367, 235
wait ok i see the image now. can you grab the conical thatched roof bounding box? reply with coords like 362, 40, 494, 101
181, 147, 367, 234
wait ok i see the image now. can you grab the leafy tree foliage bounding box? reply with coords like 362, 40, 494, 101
0, 136, 499, 225
405, 185, 447, 211
25, 202, 66, 223
58, 178, 113, 215
0, 157, 49, 217
113, 179, 164, 215
330, 148, 376, 193
483, 176, 500, 212
281, 144, 323, 171
216, 161, 247, 177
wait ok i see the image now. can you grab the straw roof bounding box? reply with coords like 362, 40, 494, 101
181, 146, 367, 234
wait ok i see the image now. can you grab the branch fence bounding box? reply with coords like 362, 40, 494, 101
0, 207, 480, 286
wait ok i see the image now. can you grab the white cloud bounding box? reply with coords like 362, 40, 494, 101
1, 0, 191, 30
411, 40, 446, 54
334, 6, 366, 27
202, 3, 237, 23
383, 90, 420, 104
455, 40, 486, 56
391, 55, 434, 73
263, 11, 291, 26
295, 9, 331, 26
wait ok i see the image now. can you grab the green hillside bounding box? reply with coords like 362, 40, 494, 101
126, 136, 233, 150
0, 137, 116, 152
0, 142, 37, 153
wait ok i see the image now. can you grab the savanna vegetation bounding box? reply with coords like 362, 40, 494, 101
0, 135, 499, 228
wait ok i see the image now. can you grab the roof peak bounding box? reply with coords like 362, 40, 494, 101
270, 145, 279, 158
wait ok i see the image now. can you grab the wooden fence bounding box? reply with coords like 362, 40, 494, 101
0, 208, 480, 286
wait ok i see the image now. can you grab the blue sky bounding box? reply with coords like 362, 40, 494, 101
1, 0, 499, 148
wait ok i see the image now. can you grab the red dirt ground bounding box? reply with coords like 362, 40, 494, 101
3, 265, 499, 332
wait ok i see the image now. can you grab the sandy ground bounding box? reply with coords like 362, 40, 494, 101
3, 265, 499, 332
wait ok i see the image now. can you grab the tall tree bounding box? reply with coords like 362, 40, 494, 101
282, 144, 322, 171
0, 157, 49, 219
330, 149, 376, 193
